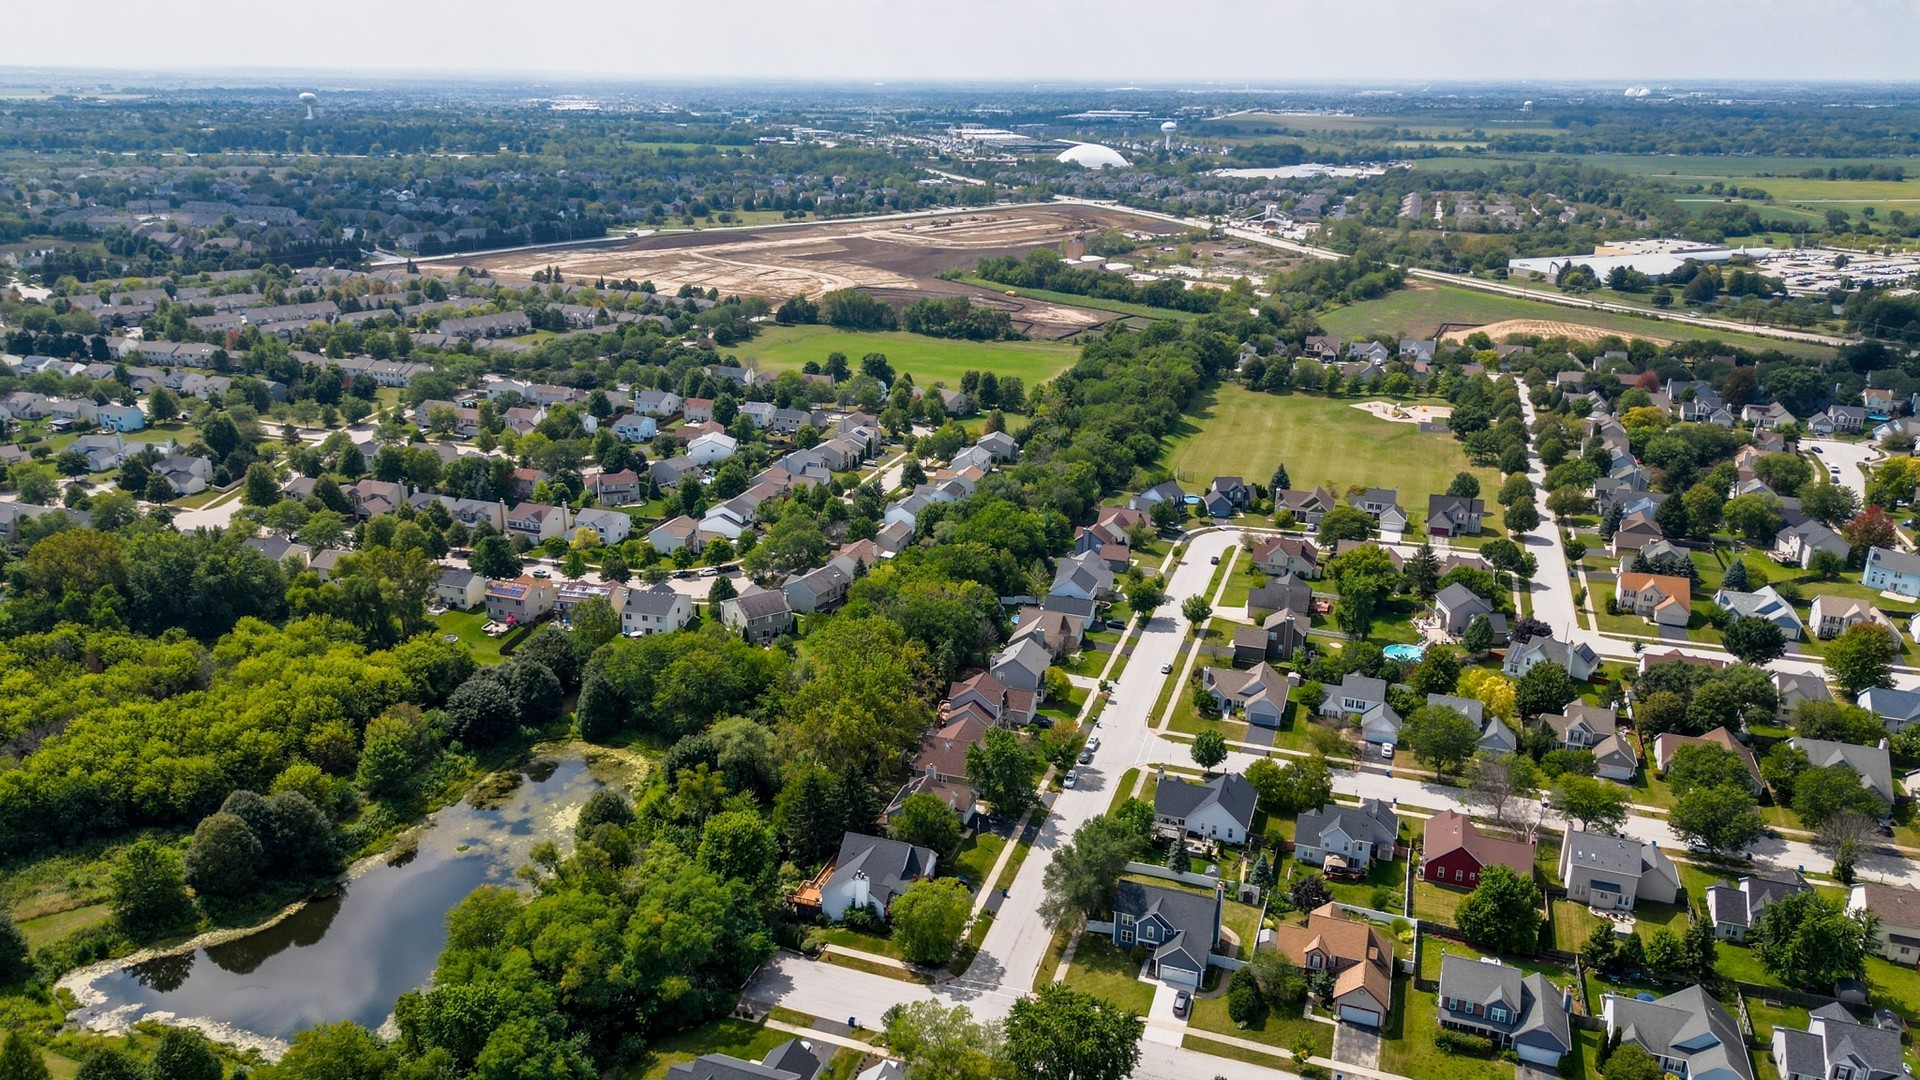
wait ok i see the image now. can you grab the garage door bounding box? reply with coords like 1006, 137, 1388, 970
1518, 1043, 1562, 1066
1338, 1005, 1381, 1027
1160, 965, 1201, 988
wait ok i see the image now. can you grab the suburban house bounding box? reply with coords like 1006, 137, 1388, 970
1863, 546, 1920, 599
1208, 475, 1252, 512
1713, 586, 1805, 640
1773, 1004, 1911, 1080
1502, 636, 1601, 681
155, 455, 213, 496
687, 431, 738, 466
1602, 987, 1754, 1080
784, 563, 853, 614
634, 389, 684, 417
505, 502, 570, 544
1271, 903, 1396, 1028
1231, 609, 1309, 665
1201, 663, 1290, 727
573, 507, 634, 546
609, 412, 658, 442
1434, 582, 1495, 638
1426, 495, 1485, 539
620, 584, 693, 637
1617, 572, 1693, 627
1705, 871, 1809, 942
483, 577, 556, 626
1809, 406, 1868, 435
1421, 808, 1536, 889
1775, 671, 1834, 722
1546, 703, 1618, 753
1859, 686, 1920, 732
1559, 828, 1681, 909
648, 515, 702, 555
667, 1039, 821, 1080
1808, 595, 1895, 641
814, 832, 937, 922
1109, 879, 1224, 988
591, 469, 641, 506
1610, 511, 1667, 556
1787, 738, 1895, 806
1247, 576, 1314, 620
1591, 733, 1641, 781
1153, 771, 1258, 845
434, 567, 486, 611
1847, 883, 1920, 963
1437, 955, 1572, 1068
720, 586, 794, 645
1294, 799, 1401, 875
1652, 727, 1762, 792
1321, 673, 1404, 746
1275, 487, 1336, 526
95, 403, 146, 432
1774, 520, 1850, 569
554, 581, 618, 622
946, 671, 1037, 729
988, 637, 1053, 695
1050, 550, 1116, 601
1247, 536, 1320, 578
1356, 488, 1408, 534
1126, 479, 1186, 513
885, 710, 987, 826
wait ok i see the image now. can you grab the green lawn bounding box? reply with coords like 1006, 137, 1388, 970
14, 903, 111, 950
630, 1019, 794, 1080
1326, 857, 1409, 916
736, 325, 1080, 388
1187, 995, 1331, 1058
1382, 979, 1518, 1080
1060, 938, 1157, 1015
1549, 898, 1690, 953
1316, 280, 1835, 360
947, 829, 1008, 886
1412, 880, 1468, 926
1162, 385, 1500, 508
815, 925, 903, 960
432, 608, 508, 663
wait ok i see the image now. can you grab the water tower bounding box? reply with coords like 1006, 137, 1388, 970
299, 92, 318, 120
1161, 120, 1177, 150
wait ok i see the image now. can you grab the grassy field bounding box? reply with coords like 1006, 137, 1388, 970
1317, 281, 1835, 359
431, 608, 508, 663
1408, 152, 1920, 181
952, 273, 1202, 323
737, 325, 1080, 388
1163, 385, 1499, 502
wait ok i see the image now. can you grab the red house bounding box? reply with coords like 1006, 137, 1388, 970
1421, 809, 1536, 889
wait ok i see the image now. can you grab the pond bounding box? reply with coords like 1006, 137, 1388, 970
65, 753, 602, 1052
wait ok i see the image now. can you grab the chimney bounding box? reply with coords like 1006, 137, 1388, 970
851, 871, 870, 910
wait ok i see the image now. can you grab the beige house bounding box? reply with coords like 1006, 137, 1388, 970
1615, 572, 1691, 627
1847, 882, 1920, 963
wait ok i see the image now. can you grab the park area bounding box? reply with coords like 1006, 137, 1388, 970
1162, 386, 1500, 504
737, 325, 1080, 389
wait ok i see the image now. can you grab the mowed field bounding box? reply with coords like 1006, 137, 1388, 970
1162, 386, 1499, 499
736, 325, 1081, 388
1317, 282, 1835, 359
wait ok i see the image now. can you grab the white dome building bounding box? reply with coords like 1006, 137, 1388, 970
1056, 143, 1131, 169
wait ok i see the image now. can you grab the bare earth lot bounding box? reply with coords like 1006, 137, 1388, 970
445, 205, 1162, 339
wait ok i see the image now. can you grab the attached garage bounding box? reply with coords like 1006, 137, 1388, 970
1517, 1042, 1564, 1067
1338, 1004, 1382, 1027
1156, 963, 1201, 988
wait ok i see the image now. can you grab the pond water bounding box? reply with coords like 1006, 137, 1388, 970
70, 754, 600, 1047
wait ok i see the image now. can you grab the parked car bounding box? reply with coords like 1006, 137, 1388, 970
1209, 555, 1220, 565
1381, 744, 1395, 761
1810, 446, 1824, 454
1172, 990, 1191, 1018
1160, 662, 1173, 674
1087, 735, 1101, 751
531, 568, 551, 579
1078, 749, 1093, 764
1062, 770, 1078, 788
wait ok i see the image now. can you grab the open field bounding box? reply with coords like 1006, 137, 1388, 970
1163, 386, 1500, 502
1409, 152, 1920, 181
1318, 281, 1835, 359
442, 205, 1165, 339
737, 325, 1080, 388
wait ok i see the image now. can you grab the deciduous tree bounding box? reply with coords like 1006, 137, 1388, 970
1456, 865, 1543, 955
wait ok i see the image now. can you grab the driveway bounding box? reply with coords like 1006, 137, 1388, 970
1659, 623, 1689, 642
1144, 982, 1190, 1046
1804, 438, 1878, 504
1333, 1021, 1382, 1069
1241, 723, 1276, 748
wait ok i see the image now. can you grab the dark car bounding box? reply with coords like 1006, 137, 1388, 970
1172, 990, 1191, 1018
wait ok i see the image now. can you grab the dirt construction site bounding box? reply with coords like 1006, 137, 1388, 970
442, 205, 1166, 339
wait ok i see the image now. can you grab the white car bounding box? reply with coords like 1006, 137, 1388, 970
1062, 770, 1078, 788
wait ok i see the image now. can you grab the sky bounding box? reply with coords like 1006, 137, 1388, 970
4, 0, 1919, 84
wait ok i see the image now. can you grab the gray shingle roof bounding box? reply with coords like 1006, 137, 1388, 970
1153, 773, 1258, 833
824, 832, 936, 912
1608, 986, 1752, 1080
1298, 798, 1399, 849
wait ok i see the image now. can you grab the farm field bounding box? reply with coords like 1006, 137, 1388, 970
1317, 281, 1835, 359
737, 325, 1081, 388
1161, 385, 1499, 501
1409, 152, 1920, 180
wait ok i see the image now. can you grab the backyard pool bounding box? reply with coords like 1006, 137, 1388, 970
1382, 644, 1425, 662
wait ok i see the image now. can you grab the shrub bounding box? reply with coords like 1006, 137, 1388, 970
1227, 966, 1266, 1026
1435, 1030, 1495, 1056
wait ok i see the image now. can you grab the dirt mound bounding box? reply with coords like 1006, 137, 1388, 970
1442, 318, 1671, 347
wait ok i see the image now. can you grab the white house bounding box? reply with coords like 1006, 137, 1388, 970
1294, 799, 1400, 873
688, 431, 739, 466
620, 583, 692, 637
1863, 546, 1920, 599
573, 507, 633, 546
609, 412, 658, 442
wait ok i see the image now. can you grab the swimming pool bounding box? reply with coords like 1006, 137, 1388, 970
1382, 643, 1425, 662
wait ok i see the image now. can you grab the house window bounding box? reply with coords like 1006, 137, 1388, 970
1310, 954, 1323, 969
1118, 914, 1135, 927
1120, 929, 1134, 945
1834, 1068, 1851, 1080
1489, 1007, 1507, 1024
1454, 869, 1464, 882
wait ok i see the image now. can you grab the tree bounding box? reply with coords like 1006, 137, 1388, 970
1125, 576, 1166, 618
1461, 614, 1494, 655
967, 728, 1042, 820
890, 792, 964, 857
469, 533, 522, 580
1289, 873, 1332, 914
1667, 743, 1754, 796
1816, 810, 1878, 885
1180, 594, 1212, 628
73, 1048, 146, 1080
1270, 463, 1291, 492
1039, 816, 1142, 927
1317, 504, 1373, 544
1456, 865, 1543, 955
1825, 623, 1896, 695
1001, 985, 1143, 1080
262, 1022, 399, 1080
1670, 784, 1764, 856
1793, 700, 1885, 745
242, 461, 280, 506
1723, 616, 1786, 664
1604, 1045, 1666, 1080
1325, 542, 1402, 640
890, 878, 973, 966
1751, 890, 1870, 991
882, 1001, 1001, 1080
1723, 492, 1785, 545
1720, 558, 1750, 592
1408, 646, 1462, 697
149, 1028, 223, 1080
0, 1033, 50, 1080
1191, 730, 1228, 774
0, 915, 27, 986
1405, 542, 1442, 598
1458, 668, 1517, 721
561, 549, 587, 580
1843, 506, 1899, 553
1793, 764, 1890, 827
1447, 472, 1481, 499
1166, 840, 1191, 874
1226, 965, 1265, 1026
184, 811, 263, 898
110, 838, 194, 935
1552, 775, 1629, 834
1465, 753, 1540, 832
1503, 499, 1541, 534
1809, 549, 1848, 580
1802, 482, 1860, 528
1404, 705, 1479, 776
1514, 662, 1578, 720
